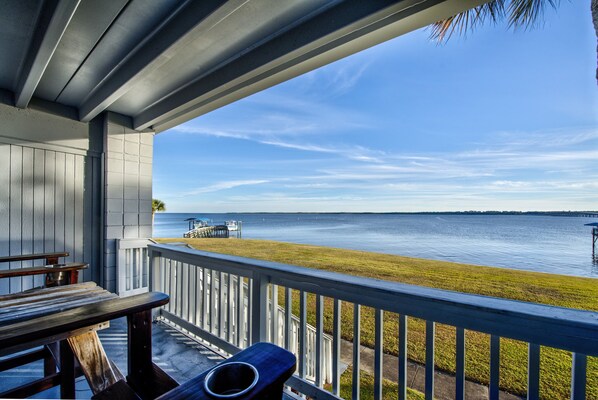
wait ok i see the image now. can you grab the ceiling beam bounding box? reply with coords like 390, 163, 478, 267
134, 0, 485, 132
78, 0, 237, 123
15, 0, 80, 109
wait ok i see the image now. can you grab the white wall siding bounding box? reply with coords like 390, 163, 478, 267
0, 140, 101, 294
103, 112, 153, 293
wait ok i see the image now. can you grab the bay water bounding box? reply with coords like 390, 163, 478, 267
153, 213, 598, 278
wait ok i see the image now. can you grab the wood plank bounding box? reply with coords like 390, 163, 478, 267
0, 144, 10, 295
128, 309, 170, 399
0, 291, 114, 322
527, 343, 540, 400
352, 304, 360, 400
0, 252, 70, 263
68, 331, 125, 394
21, 146, 34, 290
0, 347, 48, 372
398, 314, 407, 400
10, 145, 23, 293
33, 148, 46, 288
74, 155, 84, 276
425, 320, 435, 400
455, 327, 465, 400
44, 151, 56, 255
0, 262, 87, 279
60, 338, 76, 398
92, 379, 141, 400
0, 292, 168, 354
0, 372, 60, 399
0, 285, 106, 308
489, 335, 500, 400
54, 152, 65, 261
64, 153, 75, 264
0, 281, 96, 302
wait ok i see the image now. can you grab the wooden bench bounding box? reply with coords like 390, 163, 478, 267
0, 252, 87, 287
0, 284, 176, 399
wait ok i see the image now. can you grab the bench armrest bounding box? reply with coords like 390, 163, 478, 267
0, 252, 69, 265
0, 263, 87, 279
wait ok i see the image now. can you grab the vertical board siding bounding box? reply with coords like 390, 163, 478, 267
9, 145, 23, 293
33, 149, 45, 287
0, 144, 9, 294
0, 143, 101, 294
21, 147, 34, 290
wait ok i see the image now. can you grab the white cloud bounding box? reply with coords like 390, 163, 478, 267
177, 180, 270, 197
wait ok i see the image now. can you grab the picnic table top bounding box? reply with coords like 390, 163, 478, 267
0, 283, 168, 356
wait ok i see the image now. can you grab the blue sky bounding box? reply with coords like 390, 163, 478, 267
154, 1, 598, 213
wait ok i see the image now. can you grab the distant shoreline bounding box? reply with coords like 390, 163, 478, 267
163, 211, 598, 217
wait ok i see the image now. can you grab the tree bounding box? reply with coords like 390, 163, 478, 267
430, 0, 598, 82
152, 199, 166, 223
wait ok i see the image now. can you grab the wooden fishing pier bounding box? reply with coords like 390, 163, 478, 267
586, 222, 598, 259
184, 225, 230, 238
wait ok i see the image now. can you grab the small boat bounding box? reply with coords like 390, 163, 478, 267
226, 220, 240, 231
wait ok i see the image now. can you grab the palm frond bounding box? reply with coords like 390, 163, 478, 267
430, 1, 506, 42
430, 0, 560, 42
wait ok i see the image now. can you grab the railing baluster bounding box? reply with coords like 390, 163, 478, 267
218, 271, 224, 338
489, 335, 500, 400
212, 270, 219, 334
206, 269, 213, 332
195, 266, 202, 326
285, 287, 292, 351
456, 327, 465, 400
181, 263, 189, 320
272, 284, 279, 346
201, 268, 208, 330
299, 290, 307, 378
228, 273, 234, 342
237, 276, 244, 348
374, 309, 383, 400
353, 304, 361, 400
159, 256, 165, 294
136, 248, 142, 290
398, 314, 407, 400
332, 299, 341, 396
168, 259, 174, 313
315, 294, 324, 387
571, 353, 587, 400
527, 343, 540, 400
177, 261, 183, 317
425, 320, 435, 400
188, 266, 195, 323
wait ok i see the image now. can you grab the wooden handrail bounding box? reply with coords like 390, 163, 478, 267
0, 252, 69, 265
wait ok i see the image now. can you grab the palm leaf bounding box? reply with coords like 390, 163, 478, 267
430, 0, 560, 42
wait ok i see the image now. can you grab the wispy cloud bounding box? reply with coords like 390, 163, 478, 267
177, 180, 269, 197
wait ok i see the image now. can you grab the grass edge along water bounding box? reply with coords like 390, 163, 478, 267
157, 238, 598, 399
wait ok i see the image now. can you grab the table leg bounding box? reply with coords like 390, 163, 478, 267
127, 310, 153, 397
60, 339, 76, 399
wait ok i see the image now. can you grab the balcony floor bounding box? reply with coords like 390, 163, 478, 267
0, 317, 224, 398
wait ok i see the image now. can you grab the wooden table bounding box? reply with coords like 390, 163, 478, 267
157, 342, 296, 400
0, 283, 173, 399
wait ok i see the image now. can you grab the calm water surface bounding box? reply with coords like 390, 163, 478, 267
154, 213, 598, 278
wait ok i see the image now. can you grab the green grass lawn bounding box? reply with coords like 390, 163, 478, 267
157, 238, 598, 399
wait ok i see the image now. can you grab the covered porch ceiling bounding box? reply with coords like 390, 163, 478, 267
0, 0, 484, 133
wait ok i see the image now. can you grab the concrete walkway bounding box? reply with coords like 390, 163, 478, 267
340, 339, 523, 400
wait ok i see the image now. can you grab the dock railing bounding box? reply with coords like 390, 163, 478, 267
148, 243, 598, 400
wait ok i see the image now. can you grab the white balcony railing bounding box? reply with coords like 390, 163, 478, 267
147, 243, 598, 400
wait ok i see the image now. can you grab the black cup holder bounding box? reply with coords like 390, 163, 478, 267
203, 361, 259, 398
